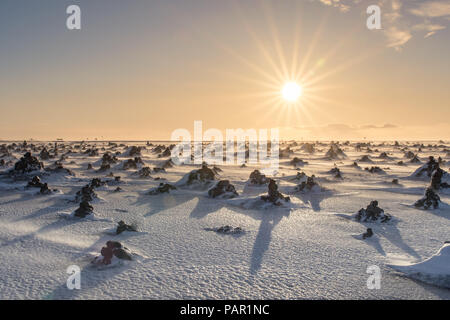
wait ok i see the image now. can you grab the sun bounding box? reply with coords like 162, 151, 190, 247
282, 82, 302, 102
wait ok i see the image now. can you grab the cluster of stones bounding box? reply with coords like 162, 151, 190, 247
26, 176, 55, 195
13, 152, 44, 174
329, 167, 342, 179
260, 179, 290, 205
414, 157, 449, 210
96, 241, 132, 265
249, 170, 269, 185
74, 178, 106, 217
290, 157, 308, 167
123, 157, 144, 170
116, 221, 137, 235
364, 166, 385, 174
325, 144, 346, 159
127, 146, 142, 157
355, 200, 392, 223
206, 225, 244, 235
186, 164, 216, 185
295, 175, 320, 192
149, 183, 177, 195
301, 143, 315, 154
208, 180, 238, 198
99, 152, 118, 172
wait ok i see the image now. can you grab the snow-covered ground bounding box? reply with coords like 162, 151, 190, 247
0, 140, 449, 299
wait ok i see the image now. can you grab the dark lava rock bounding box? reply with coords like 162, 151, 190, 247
39, 148, 51, 160
149, 183, 177, 195
87, 163, 93, 170
13, 152, 44, 173
90, 178, 105, 189
414, 188, 441, 210
363, 228, 373, 239
75, 184, 97, 202
414, 156, 441, 178
379, 152, 390, 159
295, 176, 320, 192
404, 151, 415, 159
113, 187, 122, 192
249, 170, 269, 185
123, 157, 143, 170
138, 167, 152, 177
84, 148, 99, 157
27, 176, 44, 188
365, 166, 385, 174
325, 144, 346, 159
301, 143, 315, 154
291, 172, 306, 181
208, 180, 238, 198
98, 163, 111, 172
290, 157, 308, 167
39, 183, 53, 195
162, 159, 174, 169
430, 167, 450, 190
186, 164, 216, 185
410, 155, 421, 163
101, 152, 118, 165
98, 241, 133, 264
128, 146, 142, 157
329, 167, 342, 178
359, 155, 373, 162
392, 179, 399, 185
261, 179, 290, 205
355, 200, 391, 223
45, 162, 74, 175
116, 221, 137, 235
206, 225, 244, 235
153, 167, 166, 173
74, 201, 94, 218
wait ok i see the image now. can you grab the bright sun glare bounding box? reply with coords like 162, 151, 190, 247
282, 82, 302, 102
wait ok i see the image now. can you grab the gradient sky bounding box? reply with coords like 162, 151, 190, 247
1, 0, 449, 140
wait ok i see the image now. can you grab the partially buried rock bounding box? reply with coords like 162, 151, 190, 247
74, 201, 93, 218
355, 200, 391, 223
261, 179, 290, 205
362, 228, 373, 239
208, 180, 238, 198
95, 241, 132, 265
13, 152, 44, 173
116, 221, 137, 235
249, 170, 269, 185
27, 176, 44, 188
38, 183, 54, 195
290, 157, 308, 167
365, 166, 385, 174
414, 188, 441, 210
138, 167, 152, 177
186, 164, 216, 185
75, 184, 97, 202
295, 175, 321, 192
430, 167, 450, 190
206, 225, 244, 235
149, 183, 176, 195
39, 147, 51, 160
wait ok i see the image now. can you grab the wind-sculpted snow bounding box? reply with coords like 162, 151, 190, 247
389, 243, 450, 289
0, 140, 450, 299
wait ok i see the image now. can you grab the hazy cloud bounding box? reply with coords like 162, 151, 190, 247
314, 0, 450, 49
